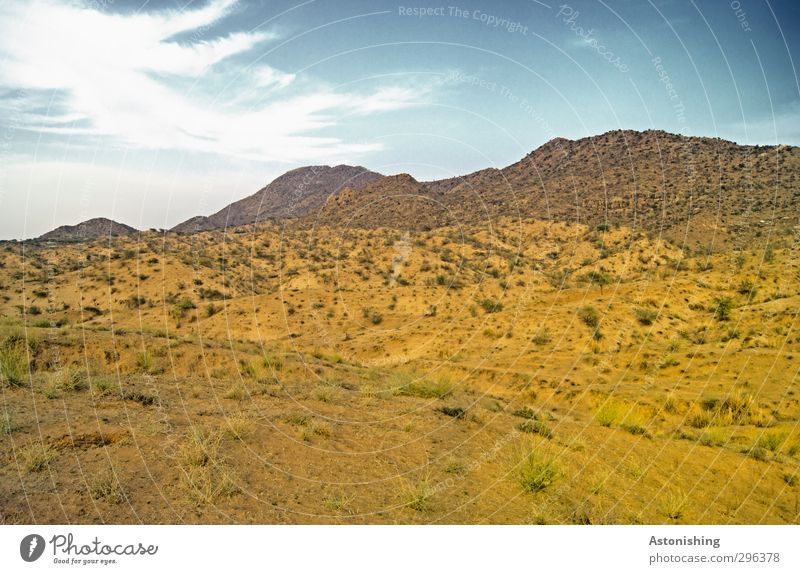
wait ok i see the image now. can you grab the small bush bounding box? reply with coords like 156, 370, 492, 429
403, 478, 432, 511
516, 450, 559, 493
531, 329, 551, 345
135, 351, 155, 374
1, 412, 13, 435
578, 306, 600, 329
595, 400, 623, 427
262, 352, 284, 372
662, 488, 688, 520
221, 415, 254, 441
89, 469, 124, 503
479, 298, 503, 314
512, 407, 540, 420
19, 441, 56, 472
91, 376, 118, 397
395, 374, 453, 399
171, 298, 196, 319
711, 297, 733, 321
0, 343, 27, 387
757, 431, 788, 453
435, 406, 466, 419
179, 428, 222, 468
737, 279, 757, 299
517, 419, 553, 439
49, 367, 88, 394
635, 308, 658, 326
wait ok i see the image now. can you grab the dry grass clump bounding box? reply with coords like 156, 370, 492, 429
0, 341, 27, 387
661, 488, 689, 520
595, 399, 624, 427
179, 428, 222, 468
517, 419, 553, 439
221, 414, 255, 441
44, 367, 88, 398
89, 468, 125, 503
178, 428, 238, 503
514, 447, 559, 493
299, 418, 331, 442
687, 392, 772, 428
19, 441, 57, 472
403, 477, 433, 511
323, 492, 354, 514
394, 372, 453, 399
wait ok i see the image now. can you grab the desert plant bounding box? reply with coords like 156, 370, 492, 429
179, 428, 222, 468
89, 469, 124, 503
435, 406, 466, 419
262, 351, 284, 372
135, 351, 155, 374
19, 441, 56, 472
662, 488, 688, 520
49, 367, 88, 394
182, 464, 238, 504
170, 298, 196, 319
711, 297, 733, 321
635, 308, 658, 326
517, 419, 553, 439
581, 270, 613, 294
91, 376, 118, 397
0, 343, 27, 387
516, 449, 559, 493
578, 306, 600, 329
531, 329, 551, 345
595, 400, 623, 427
403, 478, 432, 511
323, 493, 354, 514
737, 279, 757, 299
1, 411, 13, 435
395, 374, 453, 399
221, 415, 254, 441
479, 298, 503, 314
757, 430, 788, 453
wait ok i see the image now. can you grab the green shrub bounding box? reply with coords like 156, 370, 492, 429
171, 298, 196, 319
479, 298, 503, 314
712, 297, 733, 321
635, 308, 658, 326
578, 306, 600, 329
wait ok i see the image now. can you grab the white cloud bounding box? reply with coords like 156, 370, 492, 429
0, 0, 424, 163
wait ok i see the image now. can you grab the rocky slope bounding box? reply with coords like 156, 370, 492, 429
171, 165, 382, 233
38, 218, 137, 241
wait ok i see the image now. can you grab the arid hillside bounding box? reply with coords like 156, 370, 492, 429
171, 165, 382, 233
1, 217, 799, 524
315, 130, 800, 250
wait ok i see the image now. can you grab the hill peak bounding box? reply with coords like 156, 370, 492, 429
38, 218, 137, 241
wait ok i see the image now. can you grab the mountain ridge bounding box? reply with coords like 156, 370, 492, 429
36, 130, 800, 247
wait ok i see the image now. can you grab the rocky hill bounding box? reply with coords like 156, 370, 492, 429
314, 130, 800, 249
171, 165, 382, 233
38, 218, 137, 241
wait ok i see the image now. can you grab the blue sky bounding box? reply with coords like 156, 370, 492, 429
0, 0, 797, 238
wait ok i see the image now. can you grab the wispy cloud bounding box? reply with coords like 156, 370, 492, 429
0, 0, 423, 162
